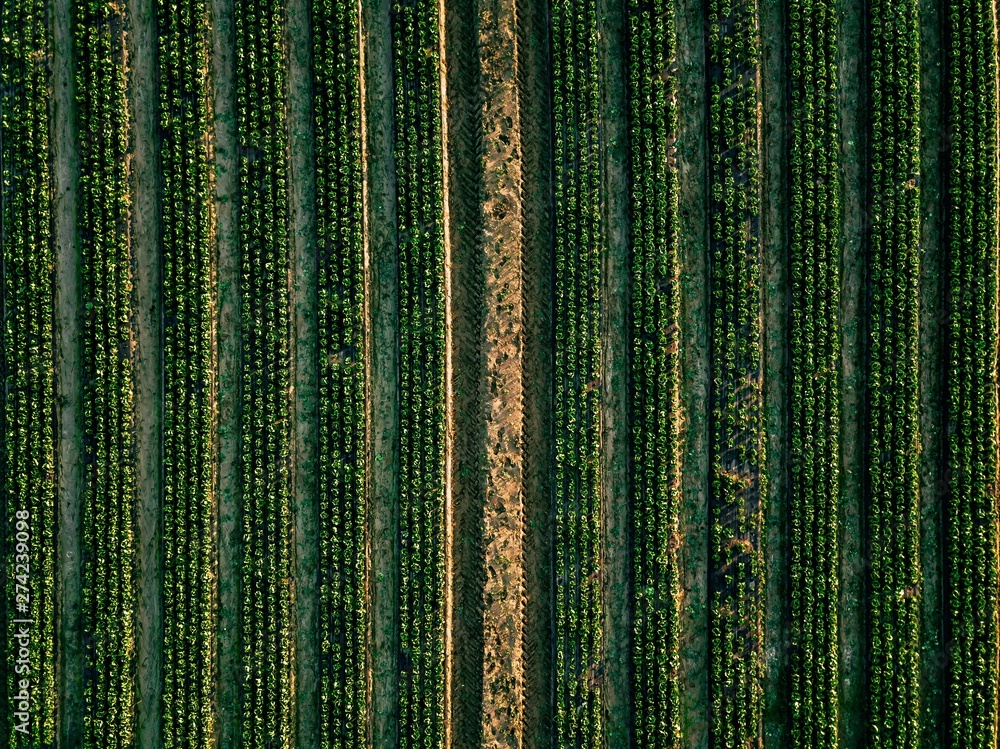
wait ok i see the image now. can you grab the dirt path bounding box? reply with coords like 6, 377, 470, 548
476, 0, 527, 741
760, 0, 790, 744
127, 0, 164, 743
51, 0, 84, 743
285, 0, 321, 741
359, 0, 401, 743
441, 0, 558, 741
441, 0, 486, 742
209, 0, 243, 742
917, 0, 947, 739
837, 0, 867, 741
676, 0, 710, 743
518, 0, 556, 742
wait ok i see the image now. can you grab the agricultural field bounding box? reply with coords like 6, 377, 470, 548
625, 0, 683, 743
312, 0, 366, 742
867, 0, 921, 744
73, 0, 136, 744
391, 0, 447, 742
944, 0, 999, 746
0, 0, 57, 744
235, 0, 295, 741
156, 0, 214, 742
550, 0, 603, 744
787, 0, 842, 744
2, 0, 1000, 747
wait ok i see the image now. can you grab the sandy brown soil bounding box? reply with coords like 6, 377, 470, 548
441, 0, 559, 742
476, 0, 526, 743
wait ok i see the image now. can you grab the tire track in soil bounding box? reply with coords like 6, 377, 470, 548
441, 0, 486, 741
476, 0, 526, 737
518, 0, 556, 742
440, 0, 556, 740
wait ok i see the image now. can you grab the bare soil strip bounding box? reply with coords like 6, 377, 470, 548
760, 0, 790, 744
476, 0, 527, 743
598, 0, 631, 743
286, 0, 321, 742
210, 0, 243, 742
51, 0, 84, 743
917, 0, 947, 739
676, 0, 710, 743
442, 0, 556, 742
128, 0, 165, 743
518, 0, 556, 742
838, 0, 867, 741
359, 0, 401, 743
440, 0, 487, 743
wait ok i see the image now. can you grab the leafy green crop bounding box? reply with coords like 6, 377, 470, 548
552, 0, 603, 743
866, 0, 921, 745
1, 0, 57, 744
392, 0, 446, 742
74, 0, 136, 742
626, 0, 682, 744
235, 0, 294, 741
945, 1, 999, 745
787, 0, 841, 744
157, 0, 214, 742
314, 0, 367, 743
706, 0, 764, 743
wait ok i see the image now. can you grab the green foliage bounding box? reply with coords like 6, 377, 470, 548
235, 0, 294, 742
867, 0, 922, 743
392, 0, 447, 742
0, 1, 57, 744
552, 0, 603, 742
787, 0, 841, 744
157, 0, 214, 743
625, 0, 682, 744
945, 1, 999, 745
706, 0, 764, 743
73, 0, 136, 742
314, 0, 367, 744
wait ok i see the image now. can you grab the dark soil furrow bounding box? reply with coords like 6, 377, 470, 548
130, 0, 165, 740
286, 0, 321, 738
360, 0, 401, 741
